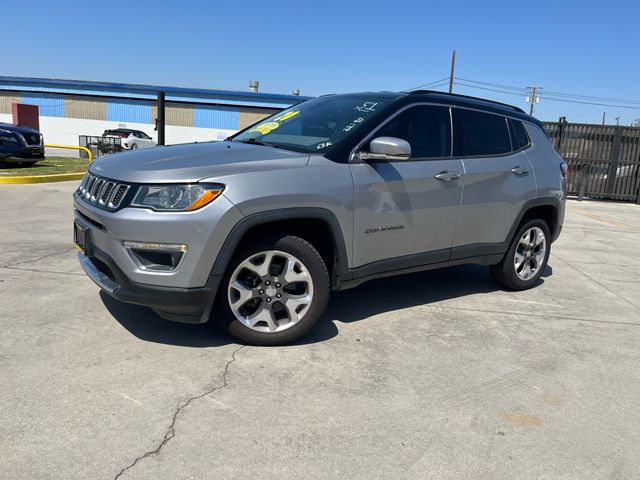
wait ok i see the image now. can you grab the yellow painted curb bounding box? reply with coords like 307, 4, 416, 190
0, 172, 86, 184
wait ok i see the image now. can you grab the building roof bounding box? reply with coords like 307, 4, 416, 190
0, 76, 310, 109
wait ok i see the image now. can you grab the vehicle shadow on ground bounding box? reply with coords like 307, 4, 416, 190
100, 291, 341, 347
101, 264, 552, 347
326, 263, 551, 325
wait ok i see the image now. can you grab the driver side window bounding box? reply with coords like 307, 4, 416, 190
375, 105, 451, 158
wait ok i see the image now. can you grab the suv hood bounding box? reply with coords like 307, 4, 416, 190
89, 141, 310, 183
0, 122, 41, 134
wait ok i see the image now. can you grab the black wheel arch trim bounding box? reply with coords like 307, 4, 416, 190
509, 196, 562, 243
208, 207, 351, 285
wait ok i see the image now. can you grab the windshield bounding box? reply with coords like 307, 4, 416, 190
230, 96, 391, 153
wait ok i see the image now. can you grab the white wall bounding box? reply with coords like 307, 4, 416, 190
0, 113, 236, 157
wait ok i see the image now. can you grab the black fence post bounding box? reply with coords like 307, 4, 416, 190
557, 116, 566, 152
605, 126, 623, 197
578, 163, 587, 201
156, 91, 166, 146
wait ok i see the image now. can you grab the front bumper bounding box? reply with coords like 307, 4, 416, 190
73, 190, 243, 322
78, 248, 219, 323
2, 145, 45, 162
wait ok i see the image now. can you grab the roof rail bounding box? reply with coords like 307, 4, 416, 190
406, 89, 526, 114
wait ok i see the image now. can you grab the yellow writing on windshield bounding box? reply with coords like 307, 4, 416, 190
251, 122, 280, 135
250, 110, 300, 135
272, 111, 300, 122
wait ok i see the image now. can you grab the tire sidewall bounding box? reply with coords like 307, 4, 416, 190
504, 219, 551, 289
215, 235, 330, 346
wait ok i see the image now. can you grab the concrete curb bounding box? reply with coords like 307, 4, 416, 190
0, 172, 85, 184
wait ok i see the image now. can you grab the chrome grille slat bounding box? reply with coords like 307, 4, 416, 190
91, 179, 104, 201
99, 182, 115, 205
109, 185, 130, 208
84, 176, 96, 198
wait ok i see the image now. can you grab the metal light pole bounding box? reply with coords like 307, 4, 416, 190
156, 91, 166, 146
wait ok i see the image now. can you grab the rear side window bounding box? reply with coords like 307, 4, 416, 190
375, 105, 451, 158
453, 109, 511, 156
509, 119, 531, 150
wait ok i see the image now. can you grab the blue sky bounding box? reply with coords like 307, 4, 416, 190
5, 0, 640, 124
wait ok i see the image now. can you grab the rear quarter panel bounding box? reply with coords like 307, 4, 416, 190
524, 123, 567, 230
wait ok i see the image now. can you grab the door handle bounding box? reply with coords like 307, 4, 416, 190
511, 166, 529, 176
434, 171, 460, 182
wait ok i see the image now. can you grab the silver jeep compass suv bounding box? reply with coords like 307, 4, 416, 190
74, 91, 566, 345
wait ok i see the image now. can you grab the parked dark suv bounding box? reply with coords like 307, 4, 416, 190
0, 123, 45, 166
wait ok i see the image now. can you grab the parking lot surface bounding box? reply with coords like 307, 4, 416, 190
1, 181, 639, 480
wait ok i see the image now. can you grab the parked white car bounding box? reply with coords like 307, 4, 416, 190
102, 129, 156, 150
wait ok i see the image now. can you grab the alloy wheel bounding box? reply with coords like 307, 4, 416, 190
227, 250, 314, 333
514, 226, 546, 281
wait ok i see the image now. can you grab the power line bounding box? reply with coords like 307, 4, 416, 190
455, 76, 640, 105
405, 77, 450, 91
453, 79, 640, 111
536, 96, 640, 110
454, 77, 525, 93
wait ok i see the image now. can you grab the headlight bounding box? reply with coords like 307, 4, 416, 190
16, 133, 28, 146
131, 184, 224, 211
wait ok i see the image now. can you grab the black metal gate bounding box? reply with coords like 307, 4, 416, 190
544, 120, 640, 202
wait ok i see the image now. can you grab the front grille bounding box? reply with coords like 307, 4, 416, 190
22, 133, 40, 145
77, 173, 131, 210
89, 256, 116, 282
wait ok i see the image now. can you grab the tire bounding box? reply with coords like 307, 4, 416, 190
19, 161, 38, 167
490, 218, 551, 291
215, 235, 330, 346
130, 144, 138, 150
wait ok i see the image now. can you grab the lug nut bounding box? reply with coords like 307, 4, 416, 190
266, 297, 272, 303
276, 283, 281, 288
265, 281, 271, 285
259, 289, 265, 295
276, 293, 282, 298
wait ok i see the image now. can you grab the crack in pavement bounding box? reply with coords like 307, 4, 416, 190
1, 246, 75, 268
113, 345, 246, 480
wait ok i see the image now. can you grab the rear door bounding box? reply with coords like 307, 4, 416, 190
350, 104, 464, 267
451, 108, 536, 253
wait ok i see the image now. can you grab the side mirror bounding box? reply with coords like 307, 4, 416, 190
359, 136, 411, 161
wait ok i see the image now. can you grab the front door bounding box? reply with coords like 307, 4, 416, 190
350, 105, 464, 268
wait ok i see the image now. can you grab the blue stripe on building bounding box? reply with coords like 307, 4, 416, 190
193, 105, 239, 129
106, 99, 152, 123
20, 93, 65, 117
0, 76, 308, 109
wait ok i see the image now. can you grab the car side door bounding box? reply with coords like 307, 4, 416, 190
450, 108, 537, 257
349, 104, 464, 269
137, 132, 154, 148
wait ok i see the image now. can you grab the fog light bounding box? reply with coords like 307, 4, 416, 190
123, 241, 187, 271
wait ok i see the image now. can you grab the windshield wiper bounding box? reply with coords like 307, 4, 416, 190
236, 138, 279, 148
236, 138, 267, 146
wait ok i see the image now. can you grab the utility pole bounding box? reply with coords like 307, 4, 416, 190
155, 91, 165, 146
525, 86, 542, 115
602, 112, 606, 125
448, 50, 456, 93
615, 116, 620, 126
